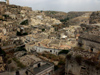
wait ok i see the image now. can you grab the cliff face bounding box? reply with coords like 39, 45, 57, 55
89, 11, 100, 24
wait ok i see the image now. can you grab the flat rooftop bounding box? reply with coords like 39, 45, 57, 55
28, 63, 53, 75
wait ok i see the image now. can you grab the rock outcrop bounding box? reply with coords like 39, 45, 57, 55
89, 11, 100, 24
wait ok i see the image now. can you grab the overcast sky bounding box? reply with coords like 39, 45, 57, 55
1, 0, 100, 12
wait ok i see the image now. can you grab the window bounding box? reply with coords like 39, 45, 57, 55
90, 48, 93, 52
16, 71, 20, 75
25, 71, 28, 75
50, 50, 52, 52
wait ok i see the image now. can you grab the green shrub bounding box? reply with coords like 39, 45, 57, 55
0, 48, 6, 56
17, 31, 28, 36
3, 14, 9, 19
7, 59, 12, 64
60, 17, 69, 22
42, 29, 45, 32
58, 60, 65, 65
13, 57, 26, 68
41, 53, 59, 61
20, 20, 29, 25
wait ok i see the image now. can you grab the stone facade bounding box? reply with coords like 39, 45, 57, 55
78, 24, 100, 53
65, 24, 100, 75
25, 45, 61, 55
78, 34, 100, 53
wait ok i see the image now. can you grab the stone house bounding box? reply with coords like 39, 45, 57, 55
78, 33, 100, 53
25, 44, 61, 55
27, 61, 54, 75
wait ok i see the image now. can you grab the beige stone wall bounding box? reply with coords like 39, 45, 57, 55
79, 38, 100, 53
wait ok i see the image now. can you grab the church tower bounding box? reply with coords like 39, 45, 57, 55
6, 0, 9, 5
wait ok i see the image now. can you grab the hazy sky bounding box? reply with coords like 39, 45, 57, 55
1, 0, 100, 12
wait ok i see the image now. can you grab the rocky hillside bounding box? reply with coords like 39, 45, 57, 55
44, 11, 88, 21
43, 11, 67, 20
0, 2, 61, 27
66, 12, 88, 20
0, 2, 61, 41
89, 11, 100, 24
30, 11, 61, 26
44, 11, 92, 26
67, 12, 92, 25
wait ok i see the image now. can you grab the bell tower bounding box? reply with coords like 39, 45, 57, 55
6, 0, 9, 5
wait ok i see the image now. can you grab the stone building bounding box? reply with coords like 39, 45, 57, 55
65, 24, 100, 75
78, 33, 100, 53
25, 44, 62, 55
78, 24, 100, 53
27, 61, 54, 75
